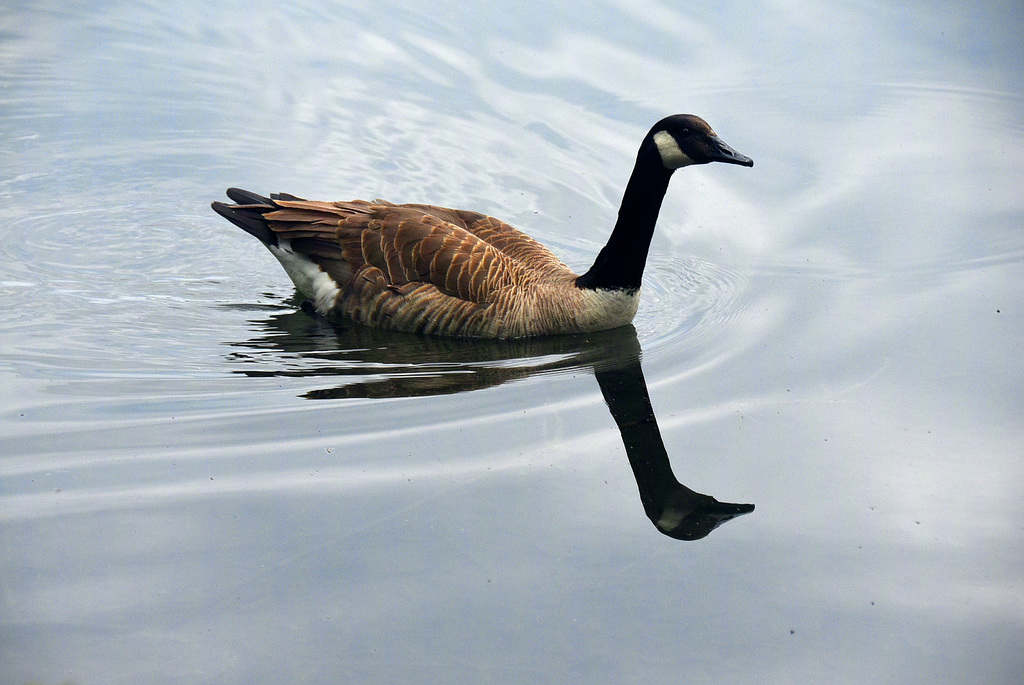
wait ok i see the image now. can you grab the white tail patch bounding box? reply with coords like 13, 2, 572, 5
653, 130, 695, 169
267, 240, 341, 311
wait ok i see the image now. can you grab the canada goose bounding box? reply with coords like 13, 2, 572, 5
212, 114, 752, 338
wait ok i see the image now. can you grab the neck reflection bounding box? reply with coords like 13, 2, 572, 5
592, 345, 754, 540
228, 308, 754, 540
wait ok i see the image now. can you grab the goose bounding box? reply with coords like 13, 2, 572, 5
212, 114, 752, 338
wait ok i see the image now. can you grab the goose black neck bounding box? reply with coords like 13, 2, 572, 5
576, 143, 673, 292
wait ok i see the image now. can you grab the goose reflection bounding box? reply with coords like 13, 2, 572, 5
227, 303, 753, 540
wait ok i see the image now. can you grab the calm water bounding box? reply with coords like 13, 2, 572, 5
2, 1, 1023, 683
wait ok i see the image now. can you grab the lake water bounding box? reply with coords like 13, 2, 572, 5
2, 1, 1022, 683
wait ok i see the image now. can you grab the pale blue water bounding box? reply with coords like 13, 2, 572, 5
2, 1, 1023, 683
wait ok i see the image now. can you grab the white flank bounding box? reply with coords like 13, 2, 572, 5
267, 240, 341, 311
653, 130, 695, 169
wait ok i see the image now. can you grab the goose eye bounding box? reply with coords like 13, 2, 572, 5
677, 128, 691, 139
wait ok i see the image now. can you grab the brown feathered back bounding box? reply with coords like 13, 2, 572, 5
217, 195, 631, 338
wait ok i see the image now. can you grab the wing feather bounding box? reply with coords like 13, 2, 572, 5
217, 192, 582, 335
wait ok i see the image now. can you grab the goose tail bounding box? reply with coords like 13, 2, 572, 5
211, 188, 308, 246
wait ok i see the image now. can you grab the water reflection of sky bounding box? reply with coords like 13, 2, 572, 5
1, 0, 1023, 683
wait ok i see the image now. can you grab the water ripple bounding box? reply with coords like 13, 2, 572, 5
635, 253, 748, 357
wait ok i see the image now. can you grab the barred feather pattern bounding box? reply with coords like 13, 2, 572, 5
228, 196, 639, 339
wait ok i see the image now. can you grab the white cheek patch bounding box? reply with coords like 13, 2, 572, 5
656, 506, 686, 533
268, 240, 341, 311
653, 130, 695, 169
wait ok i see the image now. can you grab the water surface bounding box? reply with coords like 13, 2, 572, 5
2, 1, 1022, 683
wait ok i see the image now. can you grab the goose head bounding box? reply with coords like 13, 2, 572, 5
649, 114, 754, 170
575, 113, 752, 292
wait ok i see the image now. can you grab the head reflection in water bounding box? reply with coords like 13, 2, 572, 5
590, 334, 754, 540
652, 491, 755, 540
230, 316, 754, 540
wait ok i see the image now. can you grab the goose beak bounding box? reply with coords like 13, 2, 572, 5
709, 136, 754, 167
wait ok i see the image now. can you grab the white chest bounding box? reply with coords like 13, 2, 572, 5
571, 287, 641, 331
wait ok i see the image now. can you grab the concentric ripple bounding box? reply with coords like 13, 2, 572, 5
633, 253, 749, 360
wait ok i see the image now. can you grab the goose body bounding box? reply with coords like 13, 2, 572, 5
212, 114, 752, 339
